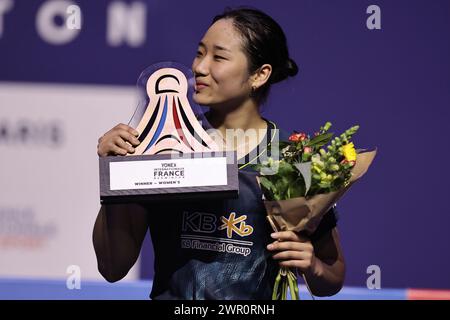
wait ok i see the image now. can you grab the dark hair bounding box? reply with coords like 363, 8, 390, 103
212, 7, 298, 105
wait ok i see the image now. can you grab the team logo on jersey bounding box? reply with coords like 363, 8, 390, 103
181, 211, 254, 256
218, 212, 254, 238
182, 211, 217, 233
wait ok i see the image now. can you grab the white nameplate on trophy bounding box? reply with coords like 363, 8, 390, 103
109, 157, 228, 190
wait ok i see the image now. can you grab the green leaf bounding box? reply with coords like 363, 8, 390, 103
287, 179, 306, 198
277, 161, 296, 176
305, 132, 333, 148
275, 178, 288, 196
259, 176, 276, 199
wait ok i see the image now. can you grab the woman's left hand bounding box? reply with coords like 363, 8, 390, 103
267, 231, 318, 275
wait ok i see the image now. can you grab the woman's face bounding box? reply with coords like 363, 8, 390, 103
191, 18, 253, 108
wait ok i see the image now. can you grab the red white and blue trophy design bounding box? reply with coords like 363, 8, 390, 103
99, 62, 239, 203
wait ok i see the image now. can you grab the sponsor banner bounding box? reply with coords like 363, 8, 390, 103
0, 82, 140, 280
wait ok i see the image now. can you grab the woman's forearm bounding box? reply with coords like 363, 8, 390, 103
302, 256, 345, 297
92, 204, 149, 282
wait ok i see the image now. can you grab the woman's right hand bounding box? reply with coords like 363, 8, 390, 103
97, 123, 141, 157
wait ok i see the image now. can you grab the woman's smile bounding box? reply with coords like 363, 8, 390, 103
195, 81, 209, 91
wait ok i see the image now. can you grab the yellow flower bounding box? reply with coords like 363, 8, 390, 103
342, 143, 357, 162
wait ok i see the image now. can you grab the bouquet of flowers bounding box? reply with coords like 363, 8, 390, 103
252, 122, 377, 300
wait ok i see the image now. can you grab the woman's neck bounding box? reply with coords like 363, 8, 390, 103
207, 99, 267, 134
205, 99, 268, 157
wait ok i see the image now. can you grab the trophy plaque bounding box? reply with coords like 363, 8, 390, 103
99, 62, 239, 203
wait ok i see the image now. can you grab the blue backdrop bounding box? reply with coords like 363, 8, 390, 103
1, 0, 449, 289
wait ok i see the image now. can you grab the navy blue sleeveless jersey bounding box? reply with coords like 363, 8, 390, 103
146, 119, 338, 300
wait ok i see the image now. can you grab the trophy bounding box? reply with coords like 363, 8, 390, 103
99, 62, 239, 203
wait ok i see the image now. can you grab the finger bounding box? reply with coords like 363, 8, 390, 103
272, 250, 311, 261
271, 231, 302, 242
267, 241, 311, 252
115, 137, 135, 153
127, 126, 139, 137
98, 147, 108, 157
117, 130, 140, 146
116, 123, 139, 137
97, 139, 112, 157
97, 148, 106, 157
115, 123, 129, 131
111, 145, 128, 156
